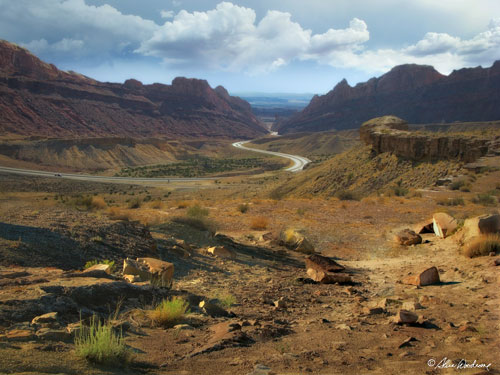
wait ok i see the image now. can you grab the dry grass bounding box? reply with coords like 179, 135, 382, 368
90, 196, 107, 210
107, 206, 131, 221
463, 234, 500, 258
250, 216, 269, 230
149, 199, 165, 210
176, 200, 191, 209
147, 297, 190, 327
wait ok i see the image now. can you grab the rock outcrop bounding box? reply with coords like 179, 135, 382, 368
276, 62, 500, 134
0, 40, 266, 139
359, 116, 492, 162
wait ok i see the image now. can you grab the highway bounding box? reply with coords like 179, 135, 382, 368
232, 140, 310, 172
0, 140, 310, 183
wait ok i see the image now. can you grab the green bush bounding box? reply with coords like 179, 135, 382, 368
472, 194, 498, 206
148, 297, 190, 327
336, 190, 359, 201
75, 315, 129, 366
187, 204, 209, 219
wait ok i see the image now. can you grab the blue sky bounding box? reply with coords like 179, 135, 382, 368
1, 0, 499, 94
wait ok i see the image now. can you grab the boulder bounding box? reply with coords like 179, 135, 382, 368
306, 268, 353, 285
279, 229, 315, 254
394, 309, 418, 324
395, 229, 422, 246
433, 213, 457, 238
83, 264, 112, 274
199, 300, 229, 317
401, 301, 422, 311
402, 267, 440, 286
462, 214, 500, 242
123, 257, 174, 288
305, 254, 345, 273
207, 246, 235, 259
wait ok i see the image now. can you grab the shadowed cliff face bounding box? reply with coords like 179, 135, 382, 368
0, 40, 266, 139
360, 116, 493, 163
277, 62, 500, 134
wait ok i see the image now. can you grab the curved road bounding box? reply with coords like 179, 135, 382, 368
232, 140, 310, 172
0, 140, 310, 183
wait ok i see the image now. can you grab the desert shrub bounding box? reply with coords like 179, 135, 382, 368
393, 186, 409, 197
75, 315, 129, 365
128, 197, 141, 209
450, 179, 467, 190
463, 234, 500, 258
336, 190, 359, 201
172, 216, 216, 233
472, 194, 498, 206
149, 199, 165, 209
460, 185, 471, 192
437, 197, 465, 206
91, 196, 107, 210
237, 203, 250, 214
107, 207, 130, 221
250, 216, 269, 230
212, 291, 237, 309
148, 297, 190, 327
187, 204, 209, 219
84, 259, 116, 273
176, 201, 190, 209
68, 195, 93, 210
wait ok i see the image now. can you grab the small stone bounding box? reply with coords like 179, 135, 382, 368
362, 307, 385, 315
207, 246, 236, 259
274, 297, 287, 309
394, 309, 418, 324
395, 229, 422, 246
199, 300, 229, 317
398, 337, 417, 348
335, 324, 352, 331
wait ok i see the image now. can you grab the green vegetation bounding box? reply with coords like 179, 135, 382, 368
212, 290, 237, 309
84, 259, 116, 273
187, 204, 209, 219
472, 193, 498, 206
74, 315, 129, 366
115, 156, 285, 178
148, 297, 190, 327
336, 190, 359, 201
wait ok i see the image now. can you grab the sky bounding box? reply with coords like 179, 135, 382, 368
1, 0, 499, 94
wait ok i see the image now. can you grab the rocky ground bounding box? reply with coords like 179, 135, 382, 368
0, 169, 499, 375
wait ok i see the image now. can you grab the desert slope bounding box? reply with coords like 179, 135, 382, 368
276, 62, 500, 134
0, 40, 266, 140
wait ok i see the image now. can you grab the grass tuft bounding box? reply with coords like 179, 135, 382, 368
250, 216, 269, 230
187, 204, 209, 219
148, 297, 190, 327
75, 315, 130, 366
472, 194, 498, 206
463, 234, 500, 258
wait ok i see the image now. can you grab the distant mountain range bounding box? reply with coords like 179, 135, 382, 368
0, 40, 266, 139
275, 61, 500, 134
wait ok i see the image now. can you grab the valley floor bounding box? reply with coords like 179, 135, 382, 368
0, 166, 499, 375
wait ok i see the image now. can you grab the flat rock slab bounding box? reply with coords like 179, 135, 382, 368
305, 254, 345, 273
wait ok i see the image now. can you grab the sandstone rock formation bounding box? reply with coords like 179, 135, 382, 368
0, 40, 266, 140
123, 257, 174, 288
402, 266, 440, 286
359, 116, 492, 162
277, 61, 500, 134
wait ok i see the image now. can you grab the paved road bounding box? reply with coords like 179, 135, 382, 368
0, 141, 310, 182
232, 140, 310, 172
0, 166, 214, 183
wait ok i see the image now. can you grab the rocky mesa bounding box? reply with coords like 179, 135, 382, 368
0, 40, 266, 139
360, 115, 497, 162
276, 62, 500, 134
